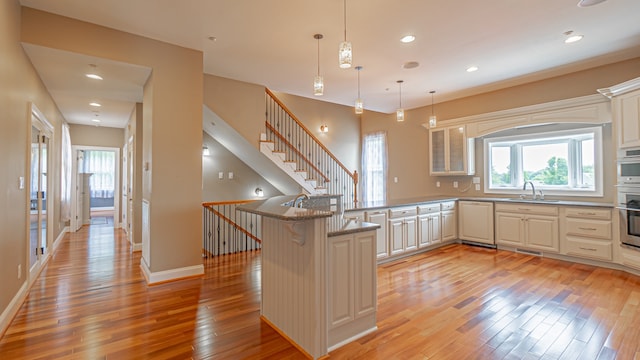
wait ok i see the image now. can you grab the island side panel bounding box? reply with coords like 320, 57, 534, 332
261, 217, 327, 359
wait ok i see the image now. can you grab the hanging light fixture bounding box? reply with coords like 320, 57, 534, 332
313, 34, 324, 96
355, 66, 363, 114
338, 0, 352, 69
429, 90, 437, 128
396, 80, 404, 122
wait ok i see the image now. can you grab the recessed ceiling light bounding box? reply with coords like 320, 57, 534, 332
466, 66, 479, 72
400, 35, 416, 43
85, 64, 103, 80
89, 102, 101, 107
402, 61, 420, 69
85, 73, 103, 80
91, 118, 101, 123
564, 30, 583, 43
577, 0, 607, 7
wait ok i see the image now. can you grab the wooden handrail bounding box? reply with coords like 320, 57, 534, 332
265, 88, 356, 181
202, 200, 256, 207
265, 122, 330, 183
203, 204, 261, 244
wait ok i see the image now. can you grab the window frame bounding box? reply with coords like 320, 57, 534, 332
483, 126, 603, 197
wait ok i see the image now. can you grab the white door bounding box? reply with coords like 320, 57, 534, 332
73, 150, 85, 232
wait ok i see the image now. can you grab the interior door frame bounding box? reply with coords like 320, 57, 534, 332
26, 103, 53, 283
70, 145, 121, 231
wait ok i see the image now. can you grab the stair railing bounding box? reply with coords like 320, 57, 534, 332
265, 88, 358, 205
202, 200, 262, 257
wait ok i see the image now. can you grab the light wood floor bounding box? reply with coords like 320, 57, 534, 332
2, 222, 640, 359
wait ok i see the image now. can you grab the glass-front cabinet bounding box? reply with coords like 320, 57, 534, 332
429, 125, 475, 176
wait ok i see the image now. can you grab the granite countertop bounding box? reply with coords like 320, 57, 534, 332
237, 195, 380, 236
345, 195, 614, 212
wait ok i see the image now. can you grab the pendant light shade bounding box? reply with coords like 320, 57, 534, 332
396, 80, 404, 122
314, 34, 324, 96
428, 90, 437, 128
339, 0, 352, 69
355, 66, 363, 114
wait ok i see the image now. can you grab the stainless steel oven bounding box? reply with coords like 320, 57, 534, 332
617, 185, 640, 249
617, 147, 640, 185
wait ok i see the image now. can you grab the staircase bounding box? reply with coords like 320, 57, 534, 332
261, 89, 358, 204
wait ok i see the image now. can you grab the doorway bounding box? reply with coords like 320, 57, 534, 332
71, 146, 120, 232
28, 104, 53, 281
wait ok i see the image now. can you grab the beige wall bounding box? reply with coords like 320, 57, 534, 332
202, 132, 282, 201
21, 7, 203, 275
362, 58, 640, 202
69, 124, 124, 148
0, 1, 66, 322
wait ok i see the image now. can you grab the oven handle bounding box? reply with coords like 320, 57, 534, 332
616, 206, 640, 212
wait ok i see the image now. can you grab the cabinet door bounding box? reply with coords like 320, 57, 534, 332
417, 215, 431, 248
389, 218, 404, 255
328, 235, 354, 328
367, 211, 388, 259
430, 129, 446, 174
617, 90, 640, 149
404, 217, 418, 252
495, 212, 524, 247
441, 210, 456, 242
430, 213, 442, 244
448, 126, 465, 173
525, 215, 559, 252
354, 232, 376, 317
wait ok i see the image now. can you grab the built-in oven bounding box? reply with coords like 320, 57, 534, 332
617, 147, 640, 185
617, 185, 640, 249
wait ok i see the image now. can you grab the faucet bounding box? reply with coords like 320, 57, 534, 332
523, 181, 536, 199
293, 193, 309, 208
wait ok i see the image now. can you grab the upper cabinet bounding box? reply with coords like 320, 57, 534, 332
429, 125, 475, 176
598, 77, 640, 149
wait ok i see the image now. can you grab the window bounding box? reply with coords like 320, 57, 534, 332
82, 150, 116, 198
485, 126, 602, 196
362, 132, 387, 204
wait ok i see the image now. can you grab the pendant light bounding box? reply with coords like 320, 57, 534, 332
355, 66, 363, 114
313, 34, 324, 96
338, 0, 352, 69
428, 90, 437, 128
396, 80, 404, 122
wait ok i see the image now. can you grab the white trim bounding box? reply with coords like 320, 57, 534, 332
0, 282, 28, 338
422, 94, 609, 137
598, 77, 640, 99
327, 326, 378, 352
140, 263, 204, 284
131, 242, 142, 252
52, 226, 69, 251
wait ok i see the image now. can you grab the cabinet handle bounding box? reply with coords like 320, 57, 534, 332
577, 212, 596, 216
578, 227, 597, 231
579, 247, 597, 251
517, 208, 531, 211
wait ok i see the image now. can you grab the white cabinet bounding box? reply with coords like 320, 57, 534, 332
365, 210, 388, 259
429, 125, 475, 176
388, 207, 417, 256
458, 201, 494, 245
417, 204, 441, 248
562, 207, 612, 261
441, 201, 457, 242
327, 231, 377, 346
614, 89, 640, 149
495, 203, 559, 252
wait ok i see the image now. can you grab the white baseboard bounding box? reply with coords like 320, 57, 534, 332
131, 242, 142, 252
0, 281, 28, 338
140, 262, 204, 284
53, 226, 69, 251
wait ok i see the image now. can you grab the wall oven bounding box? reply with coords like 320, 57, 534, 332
617, 185, 640, 249
617, 147, 640, 185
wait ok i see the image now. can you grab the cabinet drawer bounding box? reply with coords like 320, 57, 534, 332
565, 218, 611, 240
495, 203, 558, 216
389, 207, 417, 218
417, 204, 440, 214
440, 201, 456, 211
565, 236, 612, 261
564, 207, 611, 220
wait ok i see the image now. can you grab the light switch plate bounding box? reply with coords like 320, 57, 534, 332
228, 172, 234, 179
19, 176, 24, 190
453, 181, 459, 188
472, 177, 480, 184
218, 172, 224, 179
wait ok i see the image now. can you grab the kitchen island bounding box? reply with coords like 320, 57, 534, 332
238, 195, 380, 359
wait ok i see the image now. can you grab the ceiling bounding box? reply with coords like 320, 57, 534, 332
20, 0, 640, 129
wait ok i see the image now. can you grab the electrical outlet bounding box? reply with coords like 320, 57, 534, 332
394, 177, 398, 183
475, 184, 481, 191
18, 264, 21, 279
436, 181, 440, 188
453, 181, 458, 188
228, 172, 234, 179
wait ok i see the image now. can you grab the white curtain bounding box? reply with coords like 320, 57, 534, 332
60, 124, 72, 221
82, 150, 115, 198
361, 131, 387, 204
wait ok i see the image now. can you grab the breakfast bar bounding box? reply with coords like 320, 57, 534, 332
238, 195, 380, 359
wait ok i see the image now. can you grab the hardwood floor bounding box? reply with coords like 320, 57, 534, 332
2, 222, 640, 359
